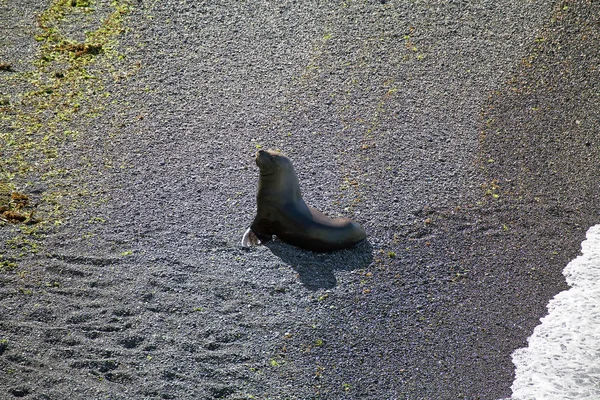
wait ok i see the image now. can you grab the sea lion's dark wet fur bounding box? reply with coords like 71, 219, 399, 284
249, 149, 366, 252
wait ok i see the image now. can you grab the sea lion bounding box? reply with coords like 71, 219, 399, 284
241, 149, 367, 252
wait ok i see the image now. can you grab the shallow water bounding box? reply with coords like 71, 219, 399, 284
505, 224, 600, 400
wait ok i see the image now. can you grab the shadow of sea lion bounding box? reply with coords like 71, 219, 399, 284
265, 239, 373, 291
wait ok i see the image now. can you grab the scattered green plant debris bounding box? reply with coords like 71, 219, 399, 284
317, 293, 329, 301
0, 0, 136, 268
0, 260, 18, 271
269, 358, 281, 367
450, 265, 470, 283
482, 179, 501, 199
314, 365, 325, 380
0, 184, 40, 225
71, 0, 92, 6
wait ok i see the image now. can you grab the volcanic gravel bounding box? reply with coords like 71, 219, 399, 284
0, 1, 599, 399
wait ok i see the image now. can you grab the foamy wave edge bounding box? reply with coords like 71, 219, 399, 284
505, 224, 600, 400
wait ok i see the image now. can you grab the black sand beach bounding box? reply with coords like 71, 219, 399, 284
1, 1, 599, 399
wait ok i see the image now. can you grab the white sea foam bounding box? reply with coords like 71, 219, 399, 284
506, 224, 600, 400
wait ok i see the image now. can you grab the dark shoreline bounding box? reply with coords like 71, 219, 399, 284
1, 1, 598, 399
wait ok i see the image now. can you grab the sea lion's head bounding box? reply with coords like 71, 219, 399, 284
255, 149, 301, 199
255, 149, 294, 176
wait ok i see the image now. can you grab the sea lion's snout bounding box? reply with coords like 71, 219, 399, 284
256, 149, 271, 160
255, 149, 287, 171
255, 149, 270, 169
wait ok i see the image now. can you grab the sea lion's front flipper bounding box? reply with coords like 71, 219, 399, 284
250, 216, 274, 244
241, 227, 261, 248
241, 227, 273, 248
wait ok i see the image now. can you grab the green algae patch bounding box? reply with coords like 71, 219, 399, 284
0, 0, 137, 262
